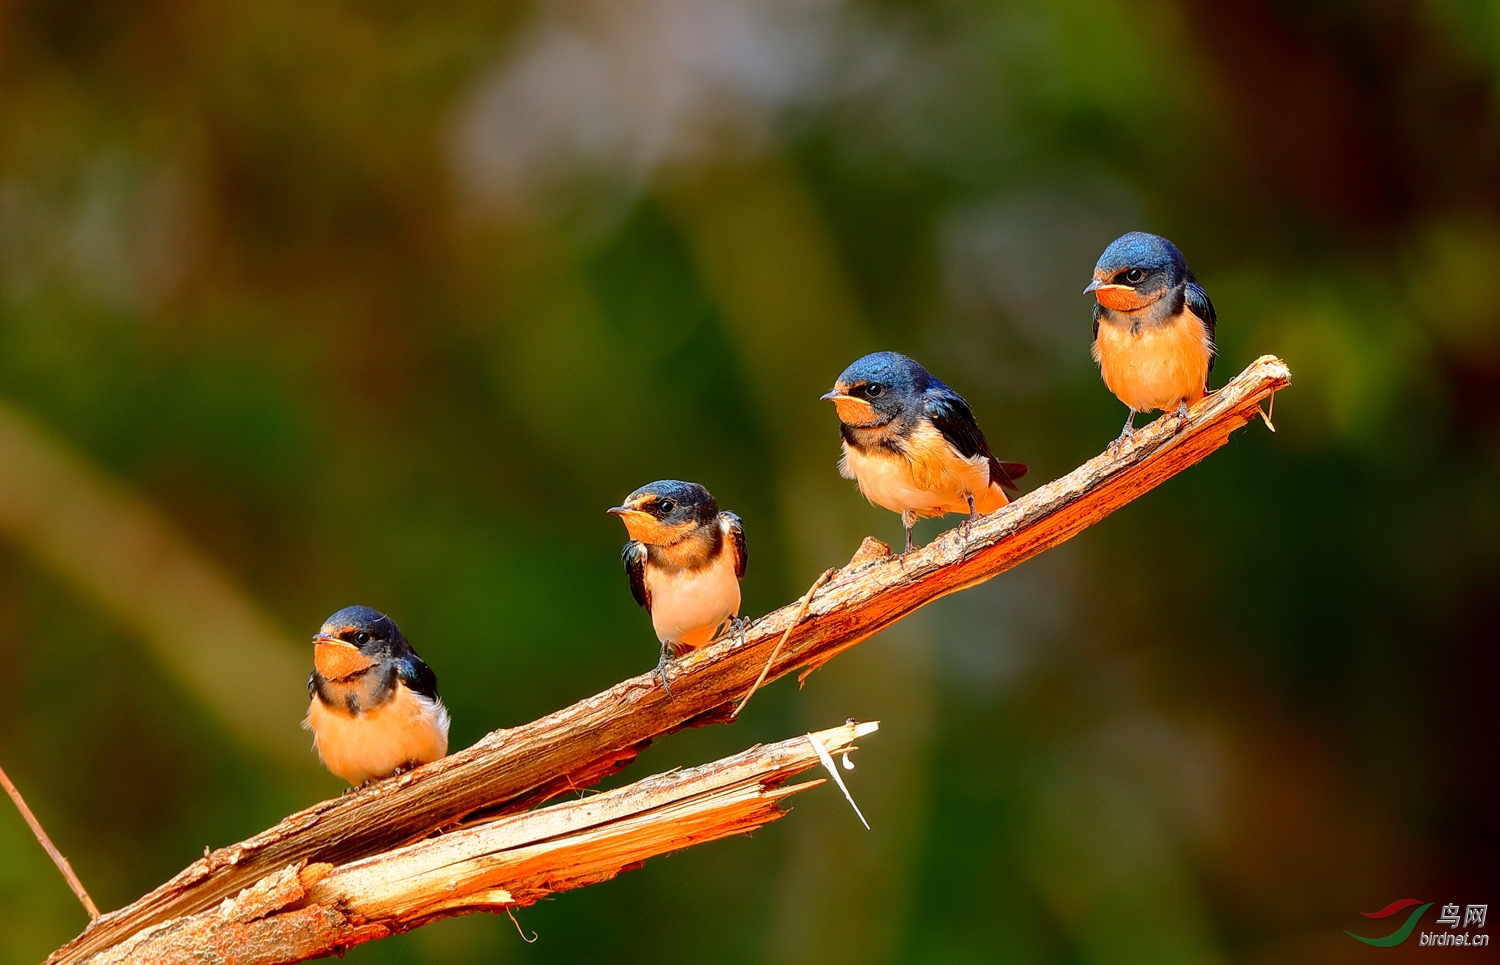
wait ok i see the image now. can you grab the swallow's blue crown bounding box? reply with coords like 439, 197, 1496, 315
623, 480, 720, 528
835, 351, 933, 398
626, 479, 715, 510
1094, 231, 1190, 281
320, 605, 400, 639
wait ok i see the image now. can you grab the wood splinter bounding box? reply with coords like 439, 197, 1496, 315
0, 763, 99, 920
733, 567, 837, 718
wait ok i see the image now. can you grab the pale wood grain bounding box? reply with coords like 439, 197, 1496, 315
82, 722, 877, 965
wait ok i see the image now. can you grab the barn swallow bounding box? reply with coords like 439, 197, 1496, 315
304, 606, 451, 786
1086, 232, 1217, 448
822, 351, 1027, 553
608, 480, 747, 693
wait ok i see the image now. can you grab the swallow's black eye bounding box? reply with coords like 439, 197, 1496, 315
1124, 267, 1145, 284
657, 499, 675, 515
355, 631, 370, 645
866, 383, 885, 398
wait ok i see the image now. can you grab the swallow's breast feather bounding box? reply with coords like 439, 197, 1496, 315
1093, 309, 1212, 412
305, 682, 450, 786
840, 424, 999, 518
646, 547, 741, 648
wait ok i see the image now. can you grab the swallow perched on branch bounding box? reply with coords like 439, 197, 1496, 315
1086, 232, 1217, 448
609, 480, 747, 692
304, 606, 451, 786
822, 351, 1027, 553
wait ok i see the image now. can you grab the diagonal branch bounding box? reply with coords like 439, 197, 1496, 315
50, 355, 1290, 965
85, 722, 878, 965
0, 763, 100, 919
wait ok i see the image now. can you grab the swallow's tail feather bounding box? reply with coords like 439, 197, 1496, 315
989, 459, 1028, 492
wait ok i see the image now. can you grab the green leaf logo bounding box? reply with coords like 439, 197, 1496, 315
1346, 900, 1433, 947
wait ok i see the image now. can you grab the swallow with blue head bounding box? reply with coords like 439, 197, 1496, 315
609, 480, 748, 694
822, 351, 1028, 554
1086, 231, 1218, 449
304, 605, 450, 787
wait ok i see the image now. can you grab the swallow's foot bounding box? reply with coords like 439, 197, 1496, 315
954, 498, 978, 558
1173, 401, 1191, 433
1109, 408, 1138, 456
956, 497, 979, 558
653, 645, 678, 695
956, 524, 973, 561
711, 615, 751, 647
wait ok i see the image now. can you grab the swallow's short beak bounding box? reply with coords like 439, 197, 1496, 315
1083, 278, 1103, 294
820, 388, 870, 408
1085, 278, 1131, 295
608, 506, 654, 524
313, 634, 352, 648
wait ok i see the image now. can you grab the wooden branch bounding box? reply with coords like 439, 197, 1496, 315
50, 355, 1290, 965
82, 722, 877, 965
0, 763, 100, 919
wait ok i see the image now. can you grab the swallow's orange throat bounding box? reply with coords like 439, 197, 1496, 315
612, 508, 693, 545
832, 396, 880, 426
1092, 284, 1157, 313
822, 386, 886, 428
314, 638, 375, 680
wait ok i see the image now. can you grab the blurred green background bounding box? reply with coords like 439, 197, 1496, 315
1, 0, 1496, 962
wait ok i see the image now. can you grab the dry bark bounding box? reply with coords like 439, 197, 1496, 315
83, 722, 876, 965
49, 355, 1290, 965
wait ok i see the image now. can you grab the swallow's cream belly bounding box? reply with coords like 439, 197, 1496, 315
840, 434, 1006, 519
306, 685, 450, 785
647, 550, 741, 649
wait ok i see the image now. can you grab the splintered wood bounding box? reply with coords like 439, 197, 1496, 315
50, 356, 1290, 965
83, 723, 878, 965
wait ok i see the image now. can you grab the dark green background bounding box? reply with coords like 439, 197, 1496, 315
1, 1, 1495, 962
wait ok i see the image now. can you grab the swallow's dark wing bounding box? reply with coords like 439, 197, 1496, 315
926, 387, 1026, 492
925, 387, 991, 460
307, 671, 318, 699
721, 512, 747, 579
1092, 300, 1105, 342
623, 540, 651, 611
395, 651, 441, 702
1184, 280, 1218, 377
